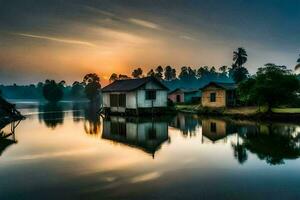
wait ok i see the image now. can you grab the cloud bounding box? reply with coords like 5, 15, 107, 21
180, 35, 196, 41
14, 33, 96, 47
130, 172, 161, 183
84, 6, 115, 17
128, 18, 161, 30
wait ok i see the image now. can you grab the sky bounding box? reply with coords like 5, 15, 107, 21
0, 0, 299, 85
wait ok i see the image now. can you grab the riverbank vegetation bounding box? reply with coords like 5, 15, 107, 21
175, 105, 300, 120
237, 63, 300, 111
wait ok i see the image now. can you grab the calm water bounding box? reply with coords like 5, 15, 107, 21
0, 101, 300, 200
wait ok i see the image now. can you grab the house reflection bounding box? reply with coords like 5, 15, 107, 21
102, 116, 169, 158
201, 118, 237, 143
169, 113, 199, 137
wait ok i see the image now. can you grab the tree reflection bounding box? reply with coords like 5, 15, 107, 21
72, 103, 84, 123
231, 123, 300, 165
231, 135, 247, 164
83, 102, 101, 136
241, 124, 300, 165
38, 103, 64, 129
169, 113, 200, 137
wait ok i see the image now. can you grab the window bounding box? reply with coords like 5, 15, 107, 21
210, 122, 217, 133
146, 90, 156, 100
210, 92, 216, 102
119, 94, 126, 107
110, 94, 126, 107
110, 94, 118, 107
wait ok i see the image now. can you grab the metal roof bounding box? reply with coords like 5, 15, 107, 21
201, 81, 237, 91
169, 88, 200, 94
102, 76, 169, 93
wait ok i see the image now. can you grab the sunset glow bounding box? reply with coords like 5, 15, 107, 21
0, 0, 299, 85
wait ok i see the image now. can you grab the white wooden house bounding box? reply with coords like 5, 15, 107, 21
102, 77, 169, 115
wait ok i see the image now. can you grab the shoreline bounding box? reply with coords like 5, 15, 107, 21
175, 105, 300, 122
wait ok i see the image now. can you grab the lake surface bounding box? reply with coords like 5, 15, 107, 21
0, 101, 300, 200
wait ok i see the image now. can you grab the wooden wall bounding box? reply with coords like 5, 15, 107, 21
168, 91, 184, 103
201, 86, 226, 107
102, 80, 168, 111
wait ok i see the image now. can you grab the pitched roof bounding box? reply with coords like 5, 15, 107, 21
169, 88, 200, 94
201, 81, 237, 91
102, 77, 169, 93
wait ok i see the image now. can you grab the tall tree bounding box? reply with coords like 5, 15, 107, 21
83, 73, 101, 101
179, 66, 189, 81
132, 68, 143, 78
155, 66, 164, 79
210, 66, 217, 78
188, 67, 197, 80
71, 81, 84, 98
42, 80, 64, 103
219, 65, 228, 74
118, 74, 130, 80
233, 47, 248, 68
171, 68, 177, 80
109, 73, 118, 83
164, 66, 173, 81
230, 66, 249, 83
197, 66, 209, 78
147, 69, 155, 77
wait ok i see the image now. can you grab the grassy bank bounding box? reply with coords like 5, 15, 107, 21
175, 104, 300, 121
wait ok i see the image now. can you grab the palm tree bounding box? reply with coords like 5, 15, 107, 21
233, 47, 248, 68
295, 54, 300, 70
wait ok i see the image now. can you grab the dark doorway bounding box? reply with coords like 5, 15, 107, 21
176, 95, 181, 103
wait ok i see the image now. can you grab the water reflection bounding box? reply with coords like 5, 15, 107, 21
102, 116, 169, 158
0, 120, 19, 157
231, 135, 248, 164
72, 103, 84, 123
38, 102, 102, 136
34, 101, 300, 165
84, 102, 101, 136
2, 102, 300, 199
191, 117, 300, 165
239, 123, 300, 165
201, 118, 237, 143
170, 113, 200, 137
38, 103, 64, 129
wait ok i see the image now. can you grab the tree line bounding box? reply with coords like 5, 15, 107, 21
109, 47, 250, 85
1, 47, 299, 109
0, 73, 102, 104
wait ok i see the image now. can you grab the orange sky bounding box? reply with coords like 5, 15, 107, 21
0, 0, 299, 85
